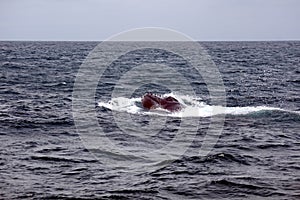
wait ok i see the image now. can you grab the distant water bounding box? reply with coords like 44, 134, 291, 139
0, 41, 299, 199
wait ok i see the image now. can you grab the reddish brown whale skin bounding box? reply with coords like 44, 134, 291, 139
141, 93, 182, 112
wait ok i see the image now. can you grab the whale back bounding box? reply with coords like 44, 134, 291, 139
141, 93, 182, 112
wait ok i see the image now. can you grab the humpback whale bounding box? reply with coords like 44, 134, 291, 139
141, 93, 182, 112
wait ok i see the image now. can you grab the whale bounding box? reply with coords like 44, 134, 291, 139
141, 93, 182, 112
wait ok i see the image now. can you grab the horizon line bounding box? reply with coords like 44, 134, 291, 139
0, 39, 299, 42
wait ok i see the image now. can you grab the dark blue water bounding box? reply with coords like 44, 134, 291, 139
0, 41, 299, 199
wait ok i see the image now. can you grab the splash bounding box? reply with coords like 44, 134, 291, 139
98, 93, 298, 118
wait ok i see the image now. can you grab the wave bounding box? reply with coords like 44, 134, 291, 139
98, 93, 299, 118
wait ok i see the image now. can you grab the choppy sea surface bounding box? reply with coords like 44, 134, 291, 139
0, 41, 299, 199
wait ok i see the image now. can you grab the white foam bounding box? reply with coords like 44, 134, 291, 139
98, 97, 142, 114
98, 94, 294, 118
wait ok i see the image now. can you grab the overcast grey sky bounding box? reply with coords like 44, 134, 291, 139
0, 0, 299, 41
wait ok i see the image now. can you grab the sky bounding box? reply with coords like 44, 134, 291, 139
0, 0, 299, 41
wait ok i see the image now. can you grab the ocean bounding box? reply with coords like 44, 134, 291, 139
0, 41, 299, 199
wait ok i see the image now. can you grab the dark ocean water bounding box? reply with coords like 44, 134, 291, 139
0, 41, 299, 199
